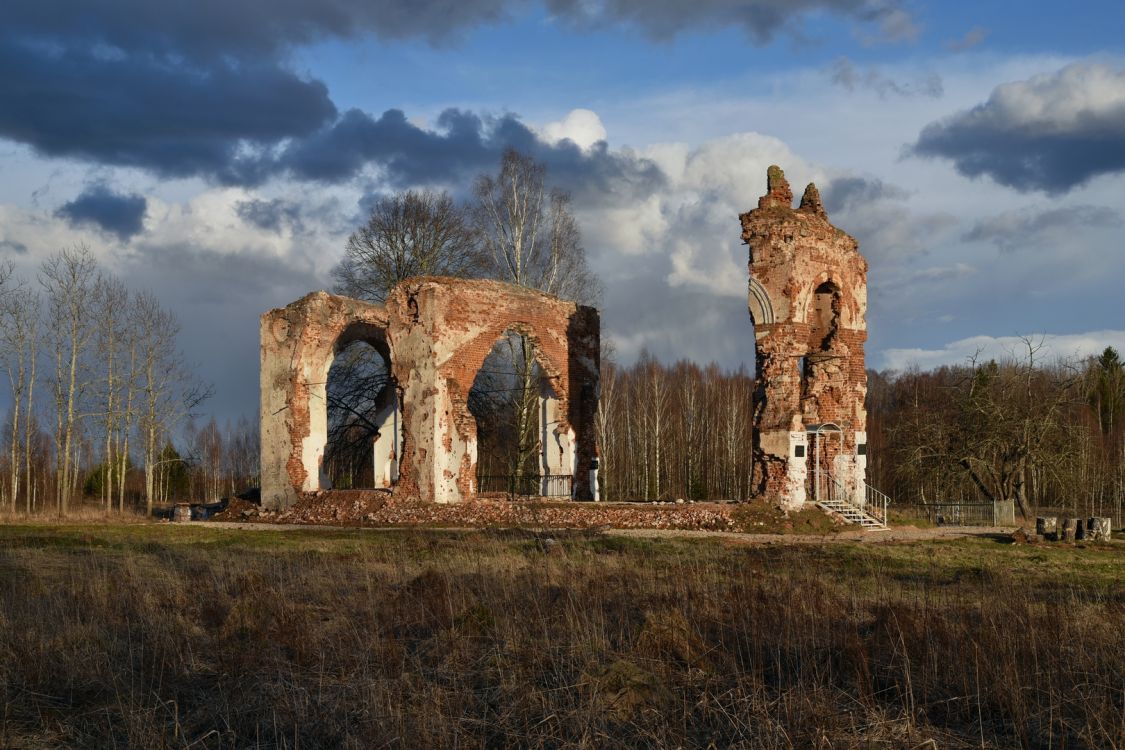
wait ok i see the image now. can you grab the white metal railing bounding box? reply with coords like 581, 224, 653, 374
818, 471, 890, 527
865, 483, 892, 525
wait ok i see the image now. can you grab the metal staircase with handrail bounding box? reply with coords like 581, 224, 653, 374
814, 472, 891, 530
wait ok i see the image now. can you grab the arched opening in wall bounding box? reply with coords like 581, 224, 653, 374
322, 330, 400, 490
468, 331, 572, 498
808, 281, 840, 351
805, 422, 842, 504
801, 281, 842, 407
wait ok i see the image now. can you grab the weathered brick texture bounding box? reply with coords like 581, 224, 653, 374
260, 277, 599, 510
741, 166, 868, 508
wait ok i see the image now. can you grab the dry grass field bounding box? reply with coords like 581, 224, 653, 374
0, 523, 1120, 748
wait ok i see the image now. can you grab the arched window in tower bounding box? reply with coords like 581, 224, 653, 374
808, 281, 840, 351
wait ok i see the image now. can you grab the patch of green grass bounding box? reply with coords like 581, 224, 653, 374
888, 509, 936, 527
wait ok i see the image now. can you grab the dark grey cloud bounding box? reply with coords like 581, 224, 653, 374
822, 175, 909, 214
830, 57, 943, 98
10, 0, 912, 57
964, 205, 1122, 253
6, 1, 513, 62
246, 107, 666, 200
846, 206, 957, 263
55, 184, 147, 241
599, 266, 758, 371
0, 35, 661, 193
0, 239, 28, 255
127, 241, 316, 303
822, 175, 955, 264
899, 262, 975, 284
0, 0, 498, 184
235, 198, 305, 233
121, 238, 326, 420
546, 0, 914, 43
0, 39, 336, 181
1, 0, 913, 190
911, 63, 1125, 194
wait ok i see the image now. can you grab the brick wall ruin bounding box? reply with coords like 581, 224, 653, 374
741, 166, 868, 508
260, 277, 600, 510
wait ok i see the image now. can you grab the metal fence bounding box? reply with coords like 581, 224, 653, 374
895, 501, 998, 526
476, 474, 573, 498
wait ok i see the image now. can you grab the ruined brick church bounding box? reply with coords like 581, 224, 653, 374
258, 165, 872, 515
259, 278, 600, 510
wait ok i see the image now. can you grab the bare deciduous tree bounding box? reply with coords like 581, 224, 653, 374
92, 274, 130, 513
469, 150, 600, 489
222, 416, 259, 496
0, 262, 33, 512
332, 189, 482, 303
40, 245, 99, 514
323, 341, 390, 489
133, 291, 211, 515
886, 340, 1083, 520
474, 148, 598, 305
595, 341, 619, 500
467, 332, 544, 490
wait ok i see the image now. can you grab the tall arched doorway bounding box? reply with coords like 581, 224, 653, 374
310, 321, 401, 492
323, 338, 401, 489
468, 330, 573, 497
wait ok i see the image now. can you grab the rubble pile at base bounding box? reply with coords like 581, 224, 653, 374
213, 491, 814, 532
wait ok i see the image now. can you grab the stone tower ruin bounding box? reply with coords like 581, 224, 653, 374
740, 166, 868, 509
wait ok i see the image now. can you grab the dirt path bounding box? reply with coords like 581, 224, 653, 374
610, 525, 1016, 544
199, 520, 1016, 545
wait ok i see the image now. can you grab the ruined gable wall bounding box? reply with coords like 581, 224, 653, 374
385, 277, 600, 503
260, 292, 391, 510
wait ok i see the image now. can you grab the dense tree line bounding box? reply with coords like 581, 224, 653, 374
0, 245, 219, 516
868, 344, 1125, 521
592, 342, 1123, 519
595, 353, 755, 502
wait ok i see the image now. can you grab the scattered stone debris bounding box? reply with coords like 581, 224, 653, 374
1027, 516, 1112, 544
207, 490, 841, 534
209, 497, 261, 522
1010, 527, 1040, 545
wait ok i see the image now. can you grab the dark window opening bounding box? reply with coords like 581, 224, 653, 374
809, 281, 840, 350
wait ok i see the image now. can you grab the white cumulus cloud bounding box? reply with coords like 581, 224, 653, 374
880, 330, 1125, 371
540, 108, 608, 151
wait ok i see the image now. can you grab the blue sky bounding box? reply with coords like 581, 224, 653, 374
2, 0, 1125, 420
